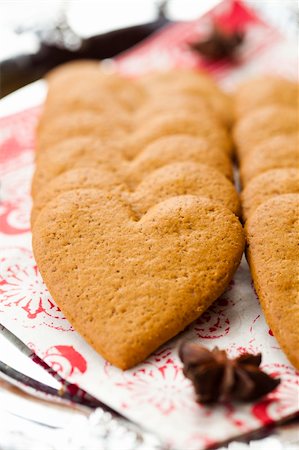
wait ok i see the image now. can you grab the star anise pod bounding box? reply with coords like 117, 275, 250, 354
179, 342, 280, 404
188, 25, 244, 61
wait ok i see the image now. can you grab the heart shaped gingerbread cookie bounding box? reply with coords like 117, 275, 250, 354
31, 135, 233, 198
33, 190, 244, 369
31, 162, 240, 225
246, 194, 299, 369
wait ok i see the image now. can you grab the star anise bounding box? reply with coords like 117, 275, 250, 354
179, 342, 280, 404
188, 25, 244, 61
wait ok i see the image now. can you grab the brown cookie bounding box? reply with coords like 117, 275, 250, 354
36, 111, 131, 153
126, 135, 233, 185
38, 92, 129, 133
245, 194, 299, 370
130, 162, 240, 216
138, 69, 233, 127
33, 190, 244, 369
233, 105, 298, 159
32, 137, 123, 197
139, 70, 225, 96
32, 161, 240, 226
240, 134, 299, 186
31, 167, 125, 225
234, 75, 298, 118
241, 168, 299, 221
46, 60, 102, 85
123, 112, 232, 160
134, 94, 220, 126
97, 73, 146, 111
32, 132, 234, 198
47, 60, 146, 111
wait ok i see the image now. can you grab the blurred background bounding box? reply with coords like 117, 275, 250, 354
0, 0, 298, 98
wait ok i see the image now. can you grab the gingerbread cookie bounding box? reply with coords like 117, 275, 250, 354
234, 75, 298, 118
31, 167, 125, 225
246, 194, 299, 370
46, 60, 102, 85
32, 133, 234, 198
138, 69, 233, 126
135, 94, 220, 126
241, 168, 299, 221
96, 73, 146, 111
127, 135, 233, 185
240, 134, 299, 186
33, 190, 244, 369
39, 91, 129, 133
123, 112, 232, 160
130, 162, 240, 216
32, 162, 240, 225
46, 60, 146, 111
32, 137, 123, 197
36, 111, 131, 153
139, 70, 225, 97
233, 105, 298, 159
